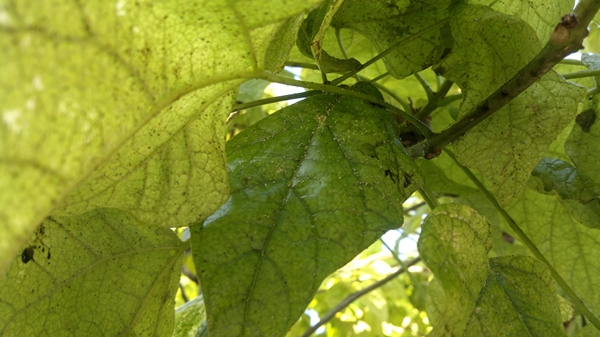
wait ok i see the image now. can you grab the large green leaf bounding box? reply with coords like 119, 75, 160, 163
331, 0, 452, 79
419, 203, 565, 337
507, 187, 600, 314
439, 5, 586, 206
0, 208, 184, 336
191, 83, 422, 337
0, 0, 320, 272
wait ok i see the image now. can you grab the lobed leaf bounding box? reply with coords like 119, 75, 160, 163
0, 208, 183, 336
0, 0, 320, 272
566, 95, 600, 186
331, 0, 453, 79
191, 83, 422, 337
419, 203, 565, 337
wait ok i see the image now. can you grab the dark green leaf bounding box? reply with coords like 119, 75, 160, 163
191, 83, 422, 337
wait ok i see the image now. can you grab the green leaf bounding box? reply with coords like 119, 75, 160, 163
507, 187, 600, 314
331, 0, 452, 79
440, 5, 586, 206
191, 83, 422, 337
0, 0, 320, 273
531, 157, 600, 229
296, 0, 362, 73
471, 0, 572, 44
419, 203, 565, 337
173, 295, 207, 337
0, 208, 183, 336
566, 95, 600, 186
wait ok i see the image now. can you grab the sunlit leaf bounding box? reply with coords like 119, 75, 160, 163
331, 0, 453, 79
0, 0, 320, 272
0, 208, 183, 336
507, 187, 600, 314
191, 83, 422, 337
419, 203, 565, 337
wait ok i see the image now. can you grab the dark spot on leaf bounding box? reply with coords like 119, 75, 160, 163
47, 249, 51, 260
384, 169, 396, 183
502, 232, 515, 244
576, 109, 596, 132
21, 247, 34, 264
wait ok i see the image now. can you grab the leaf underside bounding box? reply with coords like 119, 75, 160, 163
419, 204, 565, 337
0, 208, 183, 337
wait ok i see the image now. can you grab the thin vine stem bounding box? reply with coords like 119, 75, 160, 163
370, 72, 390, 83
562, 68, 600, 79
414, 72, 434, 101
330, 19, 450, 86
300, 256, 422, 337
418, 185, 439, 209
444, 149, 600, 330
260, 71, 433, 138
559, 59, 585, 66
231, 91, 321, 112
371, 82, 413, 113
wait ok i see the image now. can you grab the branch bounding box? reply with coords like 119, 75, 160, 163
408, 2, 600, 158
300, 257, 422, 337
444, 149, 600, 330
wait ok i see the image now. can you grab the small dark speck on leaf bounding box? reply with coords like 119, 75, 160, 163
576, 109, 596, 133
22, 247, 34, 264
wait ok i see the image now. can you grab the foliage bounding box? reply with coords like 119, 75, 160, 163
2, 0, 600, 336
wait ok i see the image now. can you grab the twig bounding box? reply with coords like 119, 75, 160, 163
370, 72, 390, 83
300, 257, 422, 337
408, 2, 600, 158
444, 149, 600, 330
179, 283, 189, 303
562, 68, 600, 79
415, 79, 454, 119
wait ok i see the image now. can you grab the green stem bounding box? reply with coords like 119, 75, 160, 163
415, 79, 454, 120
260, 71, 433, 137
300, 256, 422, 337
559, 59, 585, 66
418, 185, 439, 209
370, 72, 390, 83
285, 61, 320, 70
588, 87, 600, 96
408, 1, 600, 159
371, 82, 413, 113
415, 72, 434, 101
562, 68, 600, 79
444, 149, 600, 330
231, 91, 321, 112
330, 19, 450, 86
